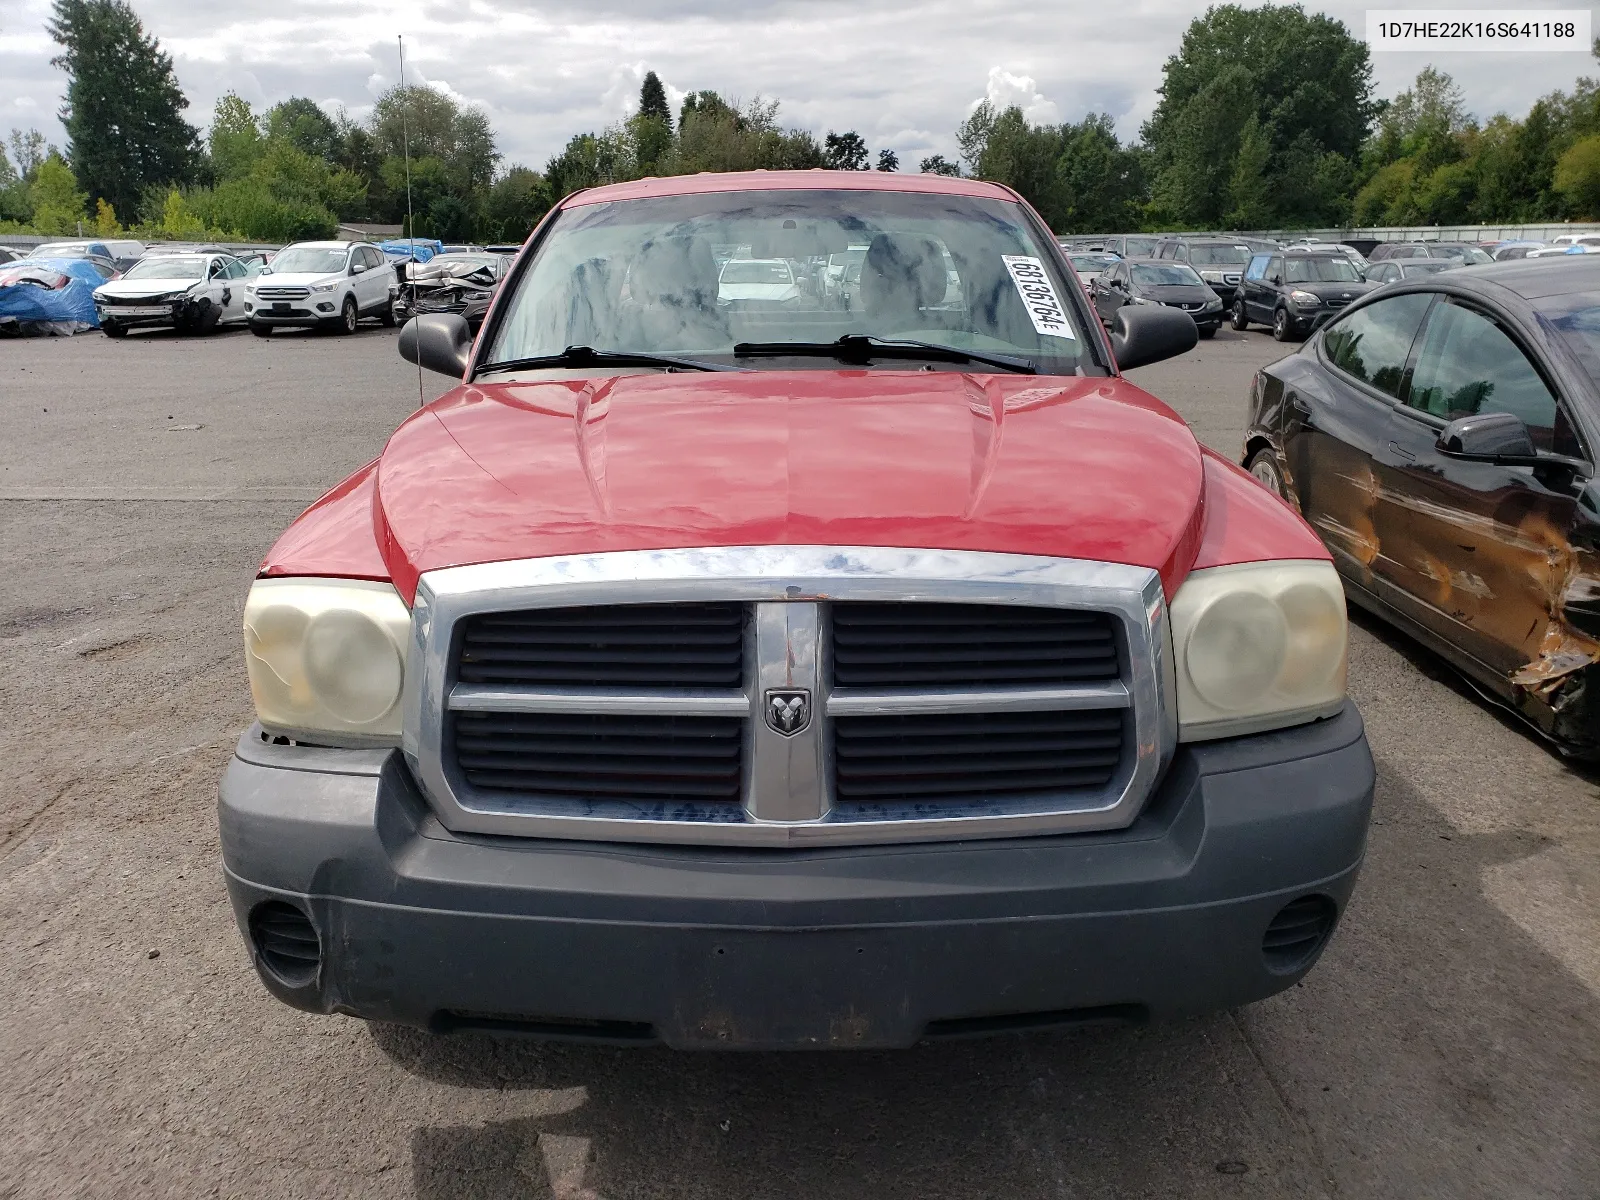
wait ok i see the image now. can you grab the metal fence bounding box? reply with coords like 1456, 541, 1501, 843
1234, 223, 1600, 243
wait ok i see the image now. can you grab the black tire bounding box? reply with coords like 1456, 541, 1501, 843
1247, 447, 1287, 498
1272, 306, 1297, 342
379, 294, 398, 327
101, 321, 127, 338
250, 321, 272, 338
338, 294, 358, 334
1231, 298, 1250, 330
192, 300, 221, 335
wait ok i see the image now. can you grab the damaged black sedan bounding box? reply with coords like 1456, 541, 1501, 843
395, 252, 512, 333
1244, 257, 1600, 755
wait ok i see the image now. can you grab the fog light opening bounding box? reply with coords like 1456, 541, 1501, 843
1262, 894, 1337, 975
249, 900, 321, 988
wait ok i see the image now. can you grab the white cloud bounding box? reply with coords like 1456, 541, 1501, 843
980, 67, 1059, 124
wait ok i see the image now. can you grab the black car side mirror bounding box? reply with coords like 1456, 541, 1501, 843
1109, 304, 1199, 371
399, 314, 473, 378
1436, 411, 1538, 462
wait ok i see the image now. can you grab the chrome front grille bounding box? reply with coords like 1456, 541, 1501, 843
406, 547, 1175, 846
256, 286, 310, 300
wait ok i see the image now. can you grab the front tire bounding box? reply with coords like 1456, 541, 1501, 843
379, 294, 398, 327
1247, 447, 1287, 499
1272, 306, 1297, 342
338, 294, 358, 335
101, 321, 127, 339
1198, 324, 1217, 339
1231, 298, 1250, 330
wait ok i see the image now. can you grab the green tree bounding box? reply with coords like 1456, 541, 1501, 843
265, 97, 340, 161
824, 130, 869, 170
1142, 3, 1374, 227
208, 92, 262, 180
370, 85, 500, 196
48, 0, 199, 220
920, 154, 960, 176
28, 151, 88, 233
876, 148, 899, 172
8, 129, 48, 181
639, 71, 672, 127
481, 166, 552, 242
1554, 134, 1600, 217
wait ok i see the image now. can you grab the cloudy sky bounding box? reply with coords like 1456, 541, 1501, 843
0, 0, 1595, 171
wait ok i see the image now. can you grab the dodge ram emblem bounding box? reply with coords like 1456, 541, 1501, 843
765, 689, 812, 736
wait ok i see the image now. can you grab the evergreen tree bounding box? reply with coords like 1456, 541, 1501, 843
639, 72, 672, 130
919, 154, 961, 177
876, 149, 899, 172
265, 98, 341, 162
48, 0, 199, 220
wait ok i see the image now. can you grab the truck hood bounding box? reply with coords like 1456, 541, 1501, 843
366, 371, 1207, 603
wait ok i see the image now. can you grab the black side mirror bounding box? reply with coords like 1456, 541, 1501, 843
1436, 411, 1538, 462
1110, 303, 1199, 371
399, 314, 472, 378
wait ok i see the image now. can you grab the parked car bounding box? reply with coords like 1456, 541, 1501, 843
1065, 251, 1120, 288
1231, 249, 1376, 342
24, 241, 118, 279
1090, 258, 1223, 336
395, 252, 511, 332
1368, 241, 1493, 265
1529, 235, 1600, 258
224, 172, 1373, 1050
1243, 257, 1600, 755
244, 240, 398, 336
1153, 238, 1253, 300
28, 238, 142, 273
0, 245, 23, 265
1363, 259, 1456, 284
716, 257, 803, 308
93, 251, 253, 337
1492, 241, 1546, 260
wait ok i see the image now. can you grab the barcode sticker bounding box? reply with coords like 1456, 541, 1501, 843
1002, 255, 1076, 340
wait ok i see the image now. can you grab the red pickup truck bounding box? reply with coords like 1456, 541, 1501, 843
221, 172, 1372, 1049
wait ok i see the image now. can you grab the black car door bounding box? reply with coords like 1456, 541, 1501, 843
1093, 264, 1125, 322
1375, 295, 1591, 685
1284, 292, 1435, 589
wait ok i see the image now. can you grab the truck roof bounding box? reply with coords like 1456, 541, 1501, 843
563, 169, 1019, 208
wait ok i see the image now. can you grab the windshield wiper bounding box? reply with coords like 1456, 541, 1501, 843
733, 334, 1036, 374
475, 345, 747, 375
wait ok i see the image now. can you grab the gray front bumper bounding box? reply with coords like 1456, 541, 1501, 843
219, 704, 1374, 1049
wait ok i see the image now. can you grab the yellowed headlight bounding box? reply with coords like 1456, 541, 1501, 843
243, 578, 411, 745
1170, 560, 1347, 741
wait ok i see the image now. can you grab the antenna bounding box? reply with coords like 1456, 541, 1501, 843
398, 35, 423, 409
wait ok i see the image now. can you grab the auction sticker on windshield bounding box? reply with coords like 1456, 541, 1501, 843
1002, 255, 1075, 340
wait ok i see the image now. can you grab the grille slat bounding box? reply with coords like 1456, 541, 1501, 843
833, 709, 1126, 804
458, 602, 744, 688
831, 602, 1118, 688
453, 711, 743, 803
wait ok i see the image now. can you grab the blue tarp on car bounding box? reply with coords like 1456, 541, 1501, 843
378, 239, 442, 264
0, 257, 102, 334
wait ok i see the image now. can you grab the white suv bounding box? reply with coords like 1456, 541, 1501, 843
246, 241, 398, 336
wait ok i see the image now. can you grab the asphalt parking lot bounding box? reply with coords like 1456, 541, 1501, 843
2, 323, 1598, 1199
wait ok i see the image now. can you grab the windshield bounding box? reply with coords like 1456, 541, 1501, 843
1285, 257, 1363, 283
1069, 254, 1119, 271
1186, 244, 1249, 265
269, 247, 349, 275
32, 243, 98, 258
1432, 245, 1493, 264
1541, 294, 1600, 386
121, 256, 207, 280
1132, 263, 1203, 286
1122, 236, 1159, 256
485, 189, 1091, 372
1402, 261, 1452, 276
721, 259, 794, 285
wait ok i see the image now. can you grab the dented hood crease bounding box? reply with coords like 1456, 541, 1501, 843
370, 371, 1209, 602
